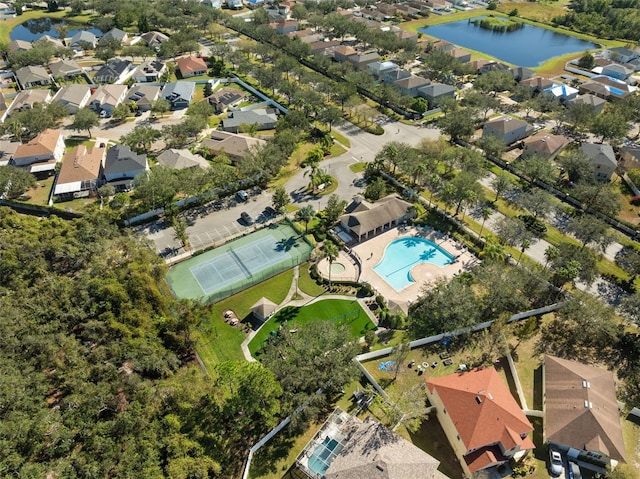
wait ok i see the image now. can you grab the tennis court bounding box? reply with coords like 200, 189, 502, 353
166, 223, 313, 302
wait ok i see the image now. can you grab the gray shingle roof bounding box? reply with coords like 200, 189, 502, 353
104, 144, 147, 176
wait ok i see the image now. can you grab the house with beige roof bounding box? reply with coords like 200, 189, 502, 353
296, 408, 449, 479
48, 58, 83, 79
52, 84, 92, 114
15, 65, 51, 88
544, 355, 626, 472
566, 94, 607, 114
483, 116, 535, 145
3, 89, 51, 120
54, 144, 106, 199
7, 39, 32, 53
580, 142, 617, 181
156, 149, 209, 170
127, 84, 161, 112
339, 195, 414, 242
207, 87, 247, 113
88, 84, 128, 115
176, 55, 207, 78
394, 75, 430, 97
426, 368, 535, 477
140, 31, 169, 49
11, 129, 65, 175
131, 59, 166, 83
201, 131, 266, 162
521, 131, 570, 160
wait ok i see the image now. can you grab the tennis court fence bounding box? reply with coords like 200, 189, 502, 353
204, 249, 312, 304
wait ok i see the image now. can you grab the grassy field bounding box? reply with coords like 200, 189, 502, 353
297, 263, 326, 297
23, 176, 54, 205
248, 298, 374, 356
195, 269, 294, 372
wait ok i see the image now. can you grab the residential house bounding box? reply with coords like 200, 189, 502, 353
580, 143, 617, 181
221, 108, 278, 133
426, 368, 535, 477
4, 89, 51, 118
543, 83, 579, 103
274, 20, 299, 34
346, 51, 380, 71
394, 29, 419, 42
510, 66, 536, 82
15, 65, 51, 88
161, 81, 196, 110
88, 84, 128, 115
0, 3, 16, 17
295, 408, 449, 479
0, 140, 19, 166
140, 31, 169, 49
448, 47, 471, 63
68, 31, 98, 51
52, 84, 92, 114
227, 0, 243, 9
99, 28, 128, 46
103, 144, 149, 191
601, 63, 633, 81
130, 59, 166, 83
201, 130, 266, 162
333, 45, 357, 63
483, 116, 535, 145
619, 146, 640, 172
48, 58, 83, 79
544, 355, 626, 472
207, 87, 247, 113
11, 129, 65, 176
566, 94, 607, 114
478, 61, 509, 74
288, 28, 314, 39
470, 59, 490, 73
176, 55, 207, 78
377, 3, 398, 15
126, 84, 161, 112
605, 46, 638, 64
430, 39, 455, 52
394, 75, 430, 97
521, 131, 570, 160
309, 40, 341, 55
40, 35, 64, 48
581, 75, 637, 99
425, 0, 452, 9
156, 149, 209, 169
339, 195, 414, 242
93, 59, 132, 83
382, 68, 411, 84
7, 39, 32, 53
362, 9, 388, 21
368, 61, 399, 81
53, 144, 106, 199
418, 82, 455, 107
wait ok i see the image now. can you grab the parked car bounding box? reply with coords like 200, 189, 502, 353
264, 206, 277, 217
549, 449, 563, 477
236, 190, 249, 202
240, 211, 254, 225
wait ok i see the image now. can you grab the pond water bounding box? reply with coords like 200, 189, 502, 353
419, 17, 598, 67
10, 18, 102, 42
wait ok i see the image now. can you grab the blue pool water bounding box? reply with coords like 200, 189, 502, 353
374, 237, 454, 291
609, 87, 624, 96
308, 437, 341, 475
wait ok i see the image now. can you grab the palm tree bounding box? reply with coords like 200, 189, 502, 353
517, 239, 531, 266
322, 240, 340, 290
481, 241, 506, 263
543, 245, 559, 271
479, 207, 492, 237
294, 205, 315, 234
302, 145, 324, 180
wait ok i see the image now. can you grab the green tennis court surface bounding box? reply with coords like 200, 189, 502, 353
166, 223, 312, 302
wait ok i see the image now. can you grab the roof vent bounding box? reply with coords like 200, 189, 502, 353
475, 396, 483, 404
584, 400, 592, 409
376, 465, 385, 472
487, 392, 494, 400
582, 380, 591, 389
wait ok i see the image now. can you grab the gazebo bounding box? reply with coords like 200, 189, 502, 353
250, 297, 277, 323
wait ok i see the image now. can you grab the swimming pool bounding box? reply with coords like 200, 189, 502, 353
373, 237, 454, 291
307, 436, 342, 475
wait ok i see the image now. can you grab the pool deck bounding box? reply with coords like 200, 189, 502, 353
352, 226, 479, 313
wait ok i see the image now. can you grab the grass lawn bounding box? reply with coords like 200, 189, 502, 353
248, 298, 374, 357
23, 176, 54, 205
54, 196, 97, 213
349, 162, 367, 173
195, 269, 294, 372
330, 128, 350, 148
297, 263, 326, 297
404, 418, 465, 478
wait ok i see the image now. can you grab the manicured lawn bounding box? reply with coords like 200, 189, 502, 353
23, 176, 54, 205
248, 298, 374, 357
195, 269, 294, 372
349, 162, 367, 173
297, 263, 326, 297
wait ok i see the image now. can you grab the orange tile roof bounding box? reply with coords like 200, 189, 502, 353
56, 145, 105, 185
427, 368, 533, 456
176, 56, 207, 75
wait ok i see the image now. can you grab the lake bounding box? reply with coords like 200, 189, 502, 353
419, 18, 598, 67
10, 18, 102, 42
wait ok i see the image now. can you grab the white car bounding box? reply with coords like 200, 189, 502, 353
549, 449, 563, 477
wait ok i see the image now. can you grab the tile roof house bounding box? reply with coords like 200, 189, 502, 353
48, 58, 83, 79
161, 81, 196, 110
346, 51, 381, 71
394, 29, 419, 42
580, 143, 617, 181
368, 61, 399, 81
11, 129, 65, 175
4, 89, 51, 118
127, 84, 162, 112
309, 40, 341, 55
566, 94, 607, 114
98, 28, 128, 47
53, 144, 106, 198
16, 65, 51, 88
93, 59, 132, 83
207, 87, 247, 113
88, 84, 128, 115
333, 45, 357, 63
544, 355, 626, 471
580, 75, 637, 99
103, 144, 149, 190
296, 408, 449, 479
52, 84, 92, 114
426, 368, 535, 476
394, 75, 431, 97
130, 59, 166, 83
483, 116, 535, 145
418, 82, 455, 107
339, 195, 414, 242
521, 131, 570, 160
140, 31, 169, 48
176, 55, 208, 78
448, 47, 471, 63
156, 149, 209, 169
221, 108, 278, 133
68, 31, 98, 51
201, 130, 266, 162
